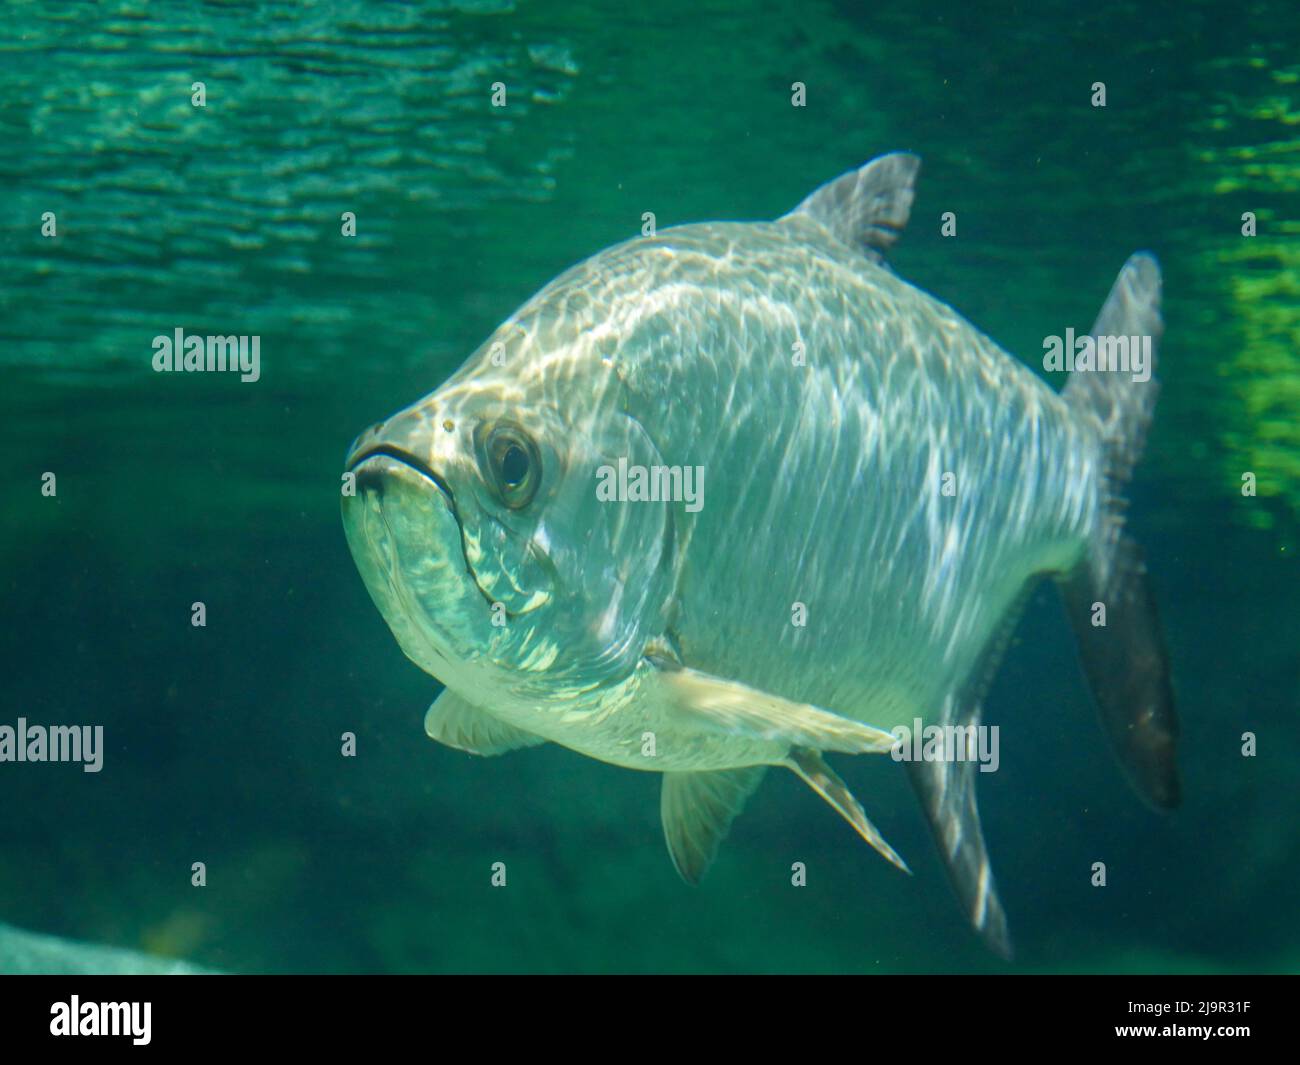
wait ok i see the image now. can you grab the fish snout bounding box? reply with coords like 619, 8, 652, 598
345, 420, 390, 469
345, 403, 446, 471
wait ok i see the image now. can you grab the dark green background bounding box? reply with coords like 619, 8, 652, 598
0, 0, 1295, 972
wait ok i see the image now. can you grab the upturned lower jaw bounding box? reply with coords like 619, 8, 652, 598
347, 443, 458, 503
342, 455, 485, 672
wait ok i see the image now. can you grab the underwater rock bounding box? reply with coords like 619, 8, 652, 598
0, 922, 208, 975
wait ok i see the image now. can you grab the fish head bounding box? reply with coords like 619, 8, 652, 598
342, 325, 675, 706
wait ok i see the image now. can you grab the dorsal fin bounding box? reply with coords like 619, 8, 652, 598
423, 688, 547, 756
779, 152, 920, 262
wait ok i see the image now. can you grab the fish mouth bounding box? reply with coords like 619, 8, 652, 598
344, 443, 517, 617
347, 443, 457, 501
347, 444, 469, 563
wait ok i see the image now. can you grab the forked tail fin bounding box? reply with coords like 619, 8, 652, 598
1060, 253, 1180, 809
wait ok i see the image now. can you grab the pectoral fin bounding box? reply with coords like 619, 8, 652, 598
661, 767, 768, 884
786, 748, 910, 874
423, 688, 547, 756
652, 662, 898, 755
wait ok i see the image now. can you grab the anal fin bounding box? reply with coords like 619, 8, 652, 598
903, 583, 1031, 960
906, 724, 1012, 960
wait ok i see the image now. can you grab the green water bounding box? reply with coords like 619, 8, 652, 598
0, 0, 1296, 973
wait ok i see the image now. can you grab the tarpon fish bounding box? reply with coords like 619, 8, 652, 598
342, 153, 1179, 956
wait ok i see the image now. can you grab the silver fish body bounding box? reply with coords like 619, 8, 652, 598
343, 152, 1179, 956
552, 217, 1099, 747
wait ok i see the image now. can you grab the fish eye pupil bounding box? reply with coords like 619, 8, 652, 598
483, 424, 540, 509
501, 443, 529, 487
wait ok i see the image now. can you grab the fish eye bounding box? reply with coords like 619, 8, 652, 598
501, 443, 529, 487
484, 423, 541, 509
